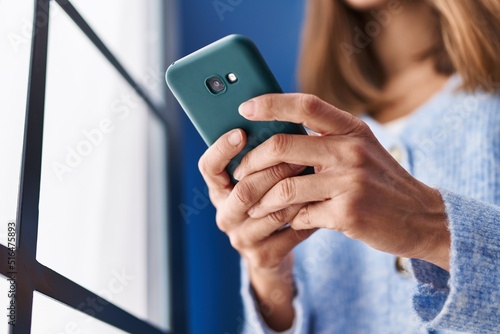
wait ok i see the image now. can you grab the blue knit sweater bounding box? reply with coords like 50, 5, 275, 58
240, 76, 500, 334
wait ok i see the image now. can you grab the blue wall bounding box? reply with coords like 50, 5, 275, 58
177, 1, 306, 333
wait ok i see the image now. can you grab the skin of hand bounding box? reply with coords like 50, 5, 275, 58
198, 129, 317, 331
234, 93, 451, 271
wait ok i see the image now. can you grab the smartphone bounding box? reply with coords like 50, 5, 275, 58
165, 34, 312, 182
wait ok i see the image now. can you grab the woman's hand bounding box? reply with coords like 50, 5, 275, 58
198, 128, 316, 331
234, 93, 451, 271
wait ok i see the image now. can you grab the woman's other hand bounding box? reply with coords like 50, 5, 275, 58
198, 128, 316, 331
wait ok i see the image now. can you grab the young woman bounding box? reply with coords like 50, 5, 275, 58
198, 0, 500, 333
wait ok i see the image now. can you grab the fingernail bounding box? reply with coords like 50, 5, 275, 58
247, 206, 255, 216
228, 130, 242, 146
239, 100, 255, 117
233, 168, 242, 180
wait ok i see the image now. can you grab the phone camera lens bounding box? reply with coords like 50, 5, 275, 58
206, 76, 226, 94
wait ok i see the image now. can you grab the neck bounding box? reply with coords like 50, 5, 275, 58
367, 2, 451, 123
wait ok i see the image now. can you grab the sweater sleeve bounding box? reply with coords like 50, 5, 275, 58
240, 259, 310, 334
411, 189, 500, 333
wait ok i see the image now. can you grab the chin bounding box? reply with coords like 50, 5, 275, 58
343, 0, 389, 11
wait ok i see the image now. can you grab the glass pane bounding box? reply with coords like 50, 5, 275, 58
32, 291, 127, 333
146, 113, 170, 330
67, 0, 166, 104
0, 0, 33, 246
36, 3, 169, 330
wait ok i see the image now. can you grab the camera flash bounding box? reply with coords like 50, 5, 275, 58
227, 73, 238, 83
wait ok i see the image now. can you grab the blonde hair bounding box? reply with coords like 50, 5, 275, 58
298, 0, 500, 112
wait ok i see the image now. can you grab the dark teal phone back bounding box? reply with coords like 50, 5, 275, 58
166, 34, 310, 181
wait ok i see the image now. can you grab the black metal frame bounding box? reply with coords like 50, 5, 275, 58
0, 0, 187, 332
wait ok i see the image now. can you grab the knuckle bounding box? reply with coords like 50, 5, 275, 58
298, 205, 311, 225
215, 211, 230, 233
229, 233, 245, 250
232, 180, 255, 207
300, 94, 323, 116
267, 164, 289, 183
207, 189, 219, 206
324, 219, 338, 231
348, 141, 370, 167
348, 118, 374, 140
198, 155, 208, 175
213, 141, 227, 159
337, 199, 362, 232
352, 118, 371, 136
266, 209, 288, 227
350, 169, 371, 188
268, 133, 290, 158
335, 113, 370, 137
249, 250, 277, 269
199, 142, 228, 175
277, 178, 296, 203
324, 214, 341, 232
343, 204, 359, 224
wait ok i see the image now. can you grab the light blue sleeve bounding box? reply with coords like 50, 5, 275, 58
411, 190, 500, 333
240, 259, 310, 334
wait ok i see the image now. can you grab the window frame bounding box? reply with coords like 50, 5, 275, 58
0, 0, 187, 332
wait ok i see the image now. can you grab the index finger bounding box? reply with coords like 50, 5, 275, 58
238, 93, 364, 136
198, 129, 246, 200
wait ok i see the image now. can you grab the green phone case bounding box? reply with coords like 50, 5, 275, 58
166, 34, 312, 182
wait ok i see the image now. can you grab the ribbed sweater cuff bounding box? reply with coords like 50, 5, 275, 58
411, 189, 500, 333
